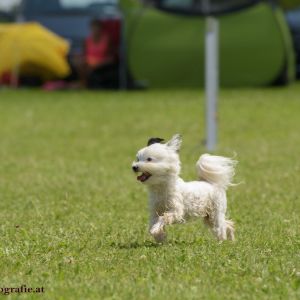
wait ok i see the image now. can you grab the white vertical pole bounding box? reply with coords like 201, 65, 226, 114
205, 16, 219, 151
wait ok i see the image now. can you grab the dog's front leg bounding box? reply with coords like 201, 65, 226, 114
150, 209, 184, 242
149, 216, 166, 243
163, 210, 184, 225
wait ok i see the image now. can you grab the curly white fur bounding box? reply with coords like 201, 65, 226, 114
132, 134, 237, 243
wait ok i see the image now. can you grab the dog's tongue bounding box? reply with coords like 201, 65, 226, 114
137, 173, 149, 182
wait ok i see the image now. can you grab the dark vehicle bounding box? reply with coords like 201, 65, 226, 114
286, 6, 300, 78
0, 11, 14, 22
17, 0, 128, 88
19, 0, 122, 56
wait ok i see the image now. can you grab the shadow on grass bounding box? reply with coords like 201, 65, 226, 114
110, 239, 200, 249
110, 241, 159, 249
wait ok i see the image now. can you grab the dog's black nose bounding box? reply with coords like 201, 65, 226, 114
132, 165, 139, 172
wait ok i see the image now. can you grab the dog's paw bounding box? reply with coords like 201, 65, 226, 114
153, 231, 167, 243
150, 221, 164, 236
150, 224, 162, 235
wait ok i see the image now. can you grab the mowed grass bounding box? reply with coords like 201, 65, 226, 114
0, 85, 299, 299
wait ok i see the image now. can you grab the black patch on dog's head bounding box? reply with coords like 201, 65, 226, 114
147, 137, 165, 146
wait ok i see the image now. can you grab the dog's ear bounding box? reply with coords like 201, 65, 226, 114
166, 134, 182, 152
147, 137, 165, 146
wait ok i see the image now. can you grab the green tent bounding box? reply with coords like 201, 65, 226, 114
121, 1, 295, 87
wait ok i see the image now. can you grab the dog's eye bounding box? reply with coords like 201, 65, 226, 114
147, 157, 152, 162
136, 157, 139, 162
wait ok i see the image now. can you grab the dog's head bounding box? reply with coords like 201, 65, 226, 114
132, 134, 182, 185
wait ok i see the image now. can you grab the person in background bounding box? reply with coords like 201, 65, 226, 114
44, 18, 142, 90
70, 19, 116, 88
85, 19, 114, 69
83, 19, 143, 89
83, 19, 120, 88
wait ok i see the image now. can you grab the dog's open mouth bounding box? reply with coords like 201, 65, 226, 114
137, 172, 152, 182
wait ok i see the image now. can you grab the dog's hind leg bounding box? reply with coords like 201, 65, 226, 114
209, 191, 236, 241
210, 212, 235, 241
225, 219, 235, 241
206, 212, 235, 241
209, 209, 227, 241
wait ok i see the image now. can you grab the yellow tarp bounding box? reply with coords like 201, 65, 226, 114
0, 22, 70, 80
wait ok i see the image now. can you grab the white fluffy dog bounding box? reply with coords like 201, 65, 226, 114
132, 134, 237, 243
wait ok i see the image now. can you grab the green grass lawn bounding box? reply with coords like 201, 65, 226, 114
0, 85, 299, 299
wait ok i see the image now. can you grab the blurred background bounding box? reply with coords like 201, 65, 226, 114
0, 0, 299, 90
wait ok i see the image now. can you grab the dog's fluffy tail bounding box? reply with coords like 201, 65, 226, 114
196, 154, 237, 190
